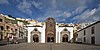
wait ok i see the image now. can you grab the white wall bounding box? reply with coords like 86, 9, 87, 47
76, 22, 100, 45
95, 23, 100, 45
56, 25, 73, 43
86, 27, 91, 44
76, 27, 93, 44
76, 30, 83, 42
27, 25, 45, 43
27, 24, 74, 43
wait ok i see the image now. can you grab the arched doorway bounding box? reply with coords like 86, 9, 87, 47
62, 34, 68, 42
31, 28, 41, 43
47, 33, 54, 42
33, 34, 39, 42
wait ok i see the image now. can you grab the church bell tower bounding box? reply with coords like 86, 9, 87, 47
45, 17, 56, 43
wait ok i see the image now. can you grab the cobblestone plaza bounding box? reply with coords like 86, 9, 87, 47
0, 43, 100, 50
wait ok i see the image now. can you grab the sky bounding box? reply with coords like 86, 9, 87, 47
0, 0, 100, 23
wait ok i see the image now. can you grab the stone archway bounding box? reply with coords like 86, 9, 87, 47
47, 33, 54, 42
33, 34, 39, 42
62, 34, 68, 42
31, 28, 41, 43
60, 28, 70, 43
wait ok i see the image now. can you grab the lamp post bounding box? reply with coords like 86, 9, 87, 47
50, 37, 52, 50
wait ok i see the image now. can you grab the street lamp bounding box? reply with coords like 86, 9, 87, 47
50, 37, 52, 50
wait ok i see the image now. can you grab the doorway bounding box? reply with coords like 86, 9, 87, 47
47, 37, 54, 42
0, 35, 3, 41
33, 34, 39, 42
47, 33, 54, 42
62, 34, 68, 42
91, 37, 95, 44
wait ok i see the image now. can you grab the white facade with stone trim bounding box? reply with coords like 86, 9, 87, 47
26, 23, 73, 43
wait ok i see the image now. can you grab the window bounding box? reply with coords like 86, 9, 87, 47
0, 19, 2, 22
64, 28, 67, 31
11, 28, 13, 30
84, 30, 86, 35
84, 37, 86, 42
6, 26, 9, 29
0, 34, 3, 41
91, 26, 94, 34
15, 29, 17, 31
91, 37, 95, 44
34, 28, 37, 31
0, 26, 3, 30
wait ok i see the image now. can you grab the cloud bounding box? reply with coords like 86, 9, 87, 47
56, 11, 72, 17
89, 6, 100, 21
72, 8, 97, 23
0, 0, 9, 4
80, 9, 96, 19
3, 0, 98, 23
44, 10, 63, 17
17, 0, 32, 16
52, 0, 57, 9
72, 6, 87, 15
91, 6, 100, 17
56, 0, 86, 9
17, 0, 43, 16
33, 0, 88, 22
15, 0, 21, 3
36, 0, 88, 22
37, 11, 71, 22
63, 12, 71, 17
31, 0, 42, 9
56, 18, 66, 22
37, 17, 49, 21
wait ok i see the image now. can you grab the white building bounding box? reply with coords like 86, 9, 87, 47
76, 21, 100, 45
26, 17, 74, 43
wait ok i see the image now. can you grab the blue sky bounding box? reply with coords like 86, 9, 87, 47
0, 0, 100, 23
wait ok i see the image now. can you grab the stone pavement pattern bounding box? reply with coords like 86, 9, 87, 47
0, 43, 100, 50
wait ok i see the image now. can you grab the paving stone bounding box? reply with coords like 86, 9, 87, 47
0, 43, 100, 50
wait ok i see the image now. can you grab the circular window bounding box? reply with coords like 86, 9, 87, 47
64, 29, 67, 31
34, 28, 37, 31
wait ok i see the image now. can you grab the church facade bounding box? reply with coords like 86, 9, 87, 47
26, 17, 74, 43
